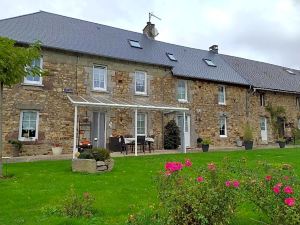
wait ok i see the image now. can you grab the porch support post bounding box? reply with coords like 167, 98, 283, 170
134, 108, 138, 156
73, 105, 78, 159
183, 111, 186, 153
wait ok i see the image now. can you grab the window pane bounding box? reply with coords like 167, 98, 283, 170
93, 66, 106, 89
21, 111, 37, 138
218, 86, 225, 103
137, 114, 146, 135
177, 80, 186, 100
135, 72, 145, 93
219, 117, 226, 136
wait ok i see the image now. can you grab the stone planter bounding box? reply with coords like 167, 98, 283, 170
72, 158, 114, 173
202, 144, 209, 152
244, 141, 253, 150
278, 141, 286, 148
52, 146, 63, 155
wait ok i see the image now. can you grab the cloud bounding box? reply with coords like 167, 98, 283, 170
0, 0, 299, 69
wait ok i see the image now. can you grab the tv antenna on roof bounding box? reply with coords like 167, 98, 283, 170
149, 12, 161, 23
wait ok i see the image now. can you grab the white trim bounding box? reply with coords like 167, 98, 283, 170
260, 93, 265, 107
177, 80, 188, 102
18, 110, 39, 141
24, 57, 43, 85
134, 109, 138, 156
218, 85, 226, 105
135, 71, 147, 95
92, 65, 107, 91
219, 116, 227, 137
73, 105, 78, 159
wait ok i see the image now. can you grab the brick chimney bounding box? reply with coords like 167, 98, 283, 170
209, 45, 219, 54
143, 22, 158, 40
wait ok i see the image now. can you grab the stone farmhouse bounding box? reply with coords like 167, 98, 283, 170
0, 11, 300, 156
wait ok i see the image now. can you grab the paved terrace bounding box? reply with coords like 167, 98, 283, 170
2, 144, 299, 164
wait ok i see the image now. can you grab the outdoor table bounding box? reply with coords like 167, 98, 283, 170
121, 137, 154, 153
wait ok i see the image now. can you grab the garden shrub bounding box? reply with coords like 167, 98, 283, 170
164, 119, 180, 149
244, 161, 300, 225
61, 186, 95, 218
92, 148, 110, 161
78, 149, 94, 159
155, 159, 241, 225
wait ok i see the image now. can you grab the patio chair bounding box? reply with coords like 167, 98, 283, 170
120, 136, 128, 155
137, 136, 146, 153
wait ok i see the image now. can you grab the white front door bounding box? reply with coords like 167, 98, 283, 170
260, 117, 268, 143
177, 115, 191, 148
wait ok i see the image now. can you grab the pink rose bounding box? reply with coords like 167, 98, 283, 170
284, 186, 293, 194
273, 186, 280, 194
197, 176, 204, 182
233, 180, 240, 188
165, 162, 183, 172
265, 175, 272, 181
284, 198, 295, 207
185, 159, 192, 167
276, 183, 283, 187
225, 181, 231, 187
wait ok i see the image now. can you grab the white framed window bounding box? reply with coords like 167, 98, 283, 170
24, 58, 43, 85
177, 80, 187, 102
93, 65, 107, 91
137, 113, 147, 136
19, 111, 39, 141
296, 97, 300, 110
219, 116, 227, 137
218, 86, 226, 105
260, 93, 266, 107
135, 71, 147, 95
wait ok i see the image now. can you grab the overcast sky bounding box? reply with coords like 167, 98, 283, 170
1, 0, 299, 69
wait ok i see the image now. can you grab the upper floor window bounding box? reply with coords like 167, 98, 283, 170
218, 86, 226, 105
260, 93, 266, 107
219, 116, 227, 137
19, 110, 39, 141
177, 80, 187, 102
137, 113, 147, 135
93, 65, 107, 91
135, 71, 147, 95
24, 58, 43, 85
296, 97, 300, 110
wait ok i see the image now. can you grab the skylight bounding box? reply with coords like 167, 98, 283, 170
129, 40, 142, 48
285, 69, 295, 75
166, 53, 177, 61
203, 58, 216, 67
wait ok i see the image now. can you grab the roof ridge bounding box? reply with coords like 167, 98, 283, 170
0, 11, 42, 22
220, 53, 299, 71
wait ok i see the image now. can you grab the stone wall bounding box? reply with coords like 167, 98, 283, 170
2, 49, 300, 156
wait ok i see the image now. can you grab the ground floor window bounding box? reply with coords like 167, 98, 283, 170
219, 116, 227, 137
137, 113, 147, 136
19, 111, 39, 141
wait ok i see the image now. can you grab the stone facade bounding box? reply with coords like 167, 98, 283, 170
2, 49, 300, 156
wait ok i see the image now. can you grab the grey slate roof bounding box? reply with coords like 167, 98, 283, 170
0, 11, 299, 93
221, 55, 300, 93
0, 11, 248, 86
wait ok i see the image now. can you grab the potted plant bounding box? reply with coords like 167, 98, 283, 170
243, 123, 253, 150
8, 140, 23, 157
201, 138, 211, 152
197, 137, 203, 148
278, 137, 286, 148
52, 143, 63, 155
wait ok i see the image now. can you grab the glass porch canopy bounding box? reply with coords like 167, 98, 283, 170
67, 95, 189, 158
67, 95, 189, 111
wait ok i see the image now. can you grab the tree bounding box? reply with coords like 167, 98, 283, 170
0, 37, 41, 177
164, 119, 180, 149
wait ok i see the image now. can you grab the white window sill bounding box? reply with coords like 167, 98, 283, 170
18, 138, 37, 142
91, 89, 109, 93
135, 93, 148, 97
178, 99, 188, 103
220, 135, 227, 138
21, 83, 44, 87
218, 102, 226, 105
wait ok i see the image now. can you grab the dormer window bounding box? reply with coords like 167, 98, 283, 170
203, 58, 216, 67
166, 53, 177, 61
129, 40, 142, 49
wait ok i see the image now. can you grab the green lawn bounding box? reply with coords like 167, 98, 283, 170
1, 148, 300, 225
